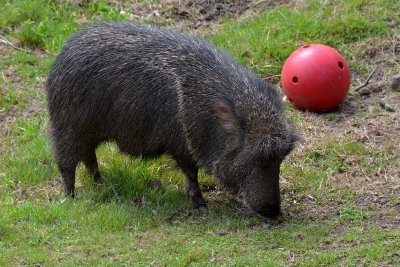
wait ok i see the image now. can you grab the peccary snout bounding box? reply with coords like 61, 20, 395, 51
243, 162, 282, 219
212, 99, 297, 218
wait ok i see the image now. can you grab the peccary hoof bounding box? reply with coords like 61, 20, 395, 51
93, 173, 102, 183
192, 203, 208, 216
193, 201, 208, 209
63, 189, 75, 198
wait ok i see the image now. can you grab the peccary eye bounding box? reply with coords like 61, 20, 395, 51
253, 155, 272, 167
282, 143, 295, 158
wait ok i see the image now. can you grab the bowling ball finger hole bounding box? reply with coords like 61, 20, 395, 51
338, 61, 344, 69
292, 76, 299, 83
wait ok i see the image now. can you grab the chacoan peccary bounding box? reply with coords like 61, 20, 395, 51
46, 22, 298, 219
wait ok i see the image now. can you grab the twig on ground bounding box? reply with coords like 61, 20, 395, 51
252, 0, 269, 7
379, 101, 396, 112
354, 68, 376, 92
390, 34, 399, 58
0, 34, 34, 54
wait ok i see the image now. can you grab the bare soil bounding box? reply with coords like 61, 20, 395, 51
103, 0, 290, 32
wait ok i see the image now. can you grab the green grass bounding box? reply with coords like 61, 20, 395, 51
0, 0, 130, 52
211, 0, 400, 75
1, 0, 399, 265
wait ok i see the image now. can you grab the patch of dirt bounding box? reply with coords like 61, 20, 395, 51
5, 179, 61, 204
98, 0, 291, 32
0, 46, 45, 145
282, 190, 341, 222
368, 211, 400, 230
159, 0, 289, 28
354, 192, 400, 230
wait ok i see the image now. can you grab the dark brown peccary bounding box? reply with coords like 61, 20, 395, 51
46, 22, 298, 219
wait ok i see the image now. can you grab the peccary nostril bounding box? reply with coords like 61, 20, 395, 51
255, 204, 281, 218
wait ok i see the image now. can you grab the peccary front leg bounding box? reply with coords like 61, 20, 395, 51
83, 149, 102, 183
175, 158, 207, 208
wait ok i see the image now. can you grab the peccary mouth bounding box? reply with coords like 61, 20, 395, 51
239, 194, 281, 220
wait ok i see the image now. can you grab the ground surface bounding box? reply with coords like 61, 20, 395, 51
0, 0, 399, 266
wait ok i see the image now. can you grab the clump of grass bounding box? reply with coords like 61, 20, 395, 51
1, 0, 130, 52
0, 116, 56, 186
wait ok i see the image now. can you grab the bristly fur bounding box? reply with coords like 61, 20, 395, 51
46, 21, 297, 218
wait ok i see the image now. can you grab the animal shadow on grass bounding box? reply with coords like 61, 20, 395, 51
76, 160, 269, 225
84, 166, 182, 204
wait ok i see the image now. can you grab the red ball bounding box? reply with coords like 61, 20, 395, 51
281, 44, 351, 112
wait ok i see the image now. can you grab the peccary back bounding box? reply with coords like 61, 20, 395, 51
46, 22, 297, 219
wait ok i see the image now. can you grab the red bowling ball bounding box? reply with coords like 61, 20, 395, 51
281, 44, 351, 112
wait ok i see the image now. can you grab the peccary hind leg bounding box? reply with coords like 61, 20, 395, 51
175, 158, 207, 208
54, 139, 78, 197
59, 164, 77, 197
83, 149, 102, 182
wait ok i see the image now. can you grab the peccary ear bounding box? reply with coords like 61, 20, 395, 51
214, 99, 242, 150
